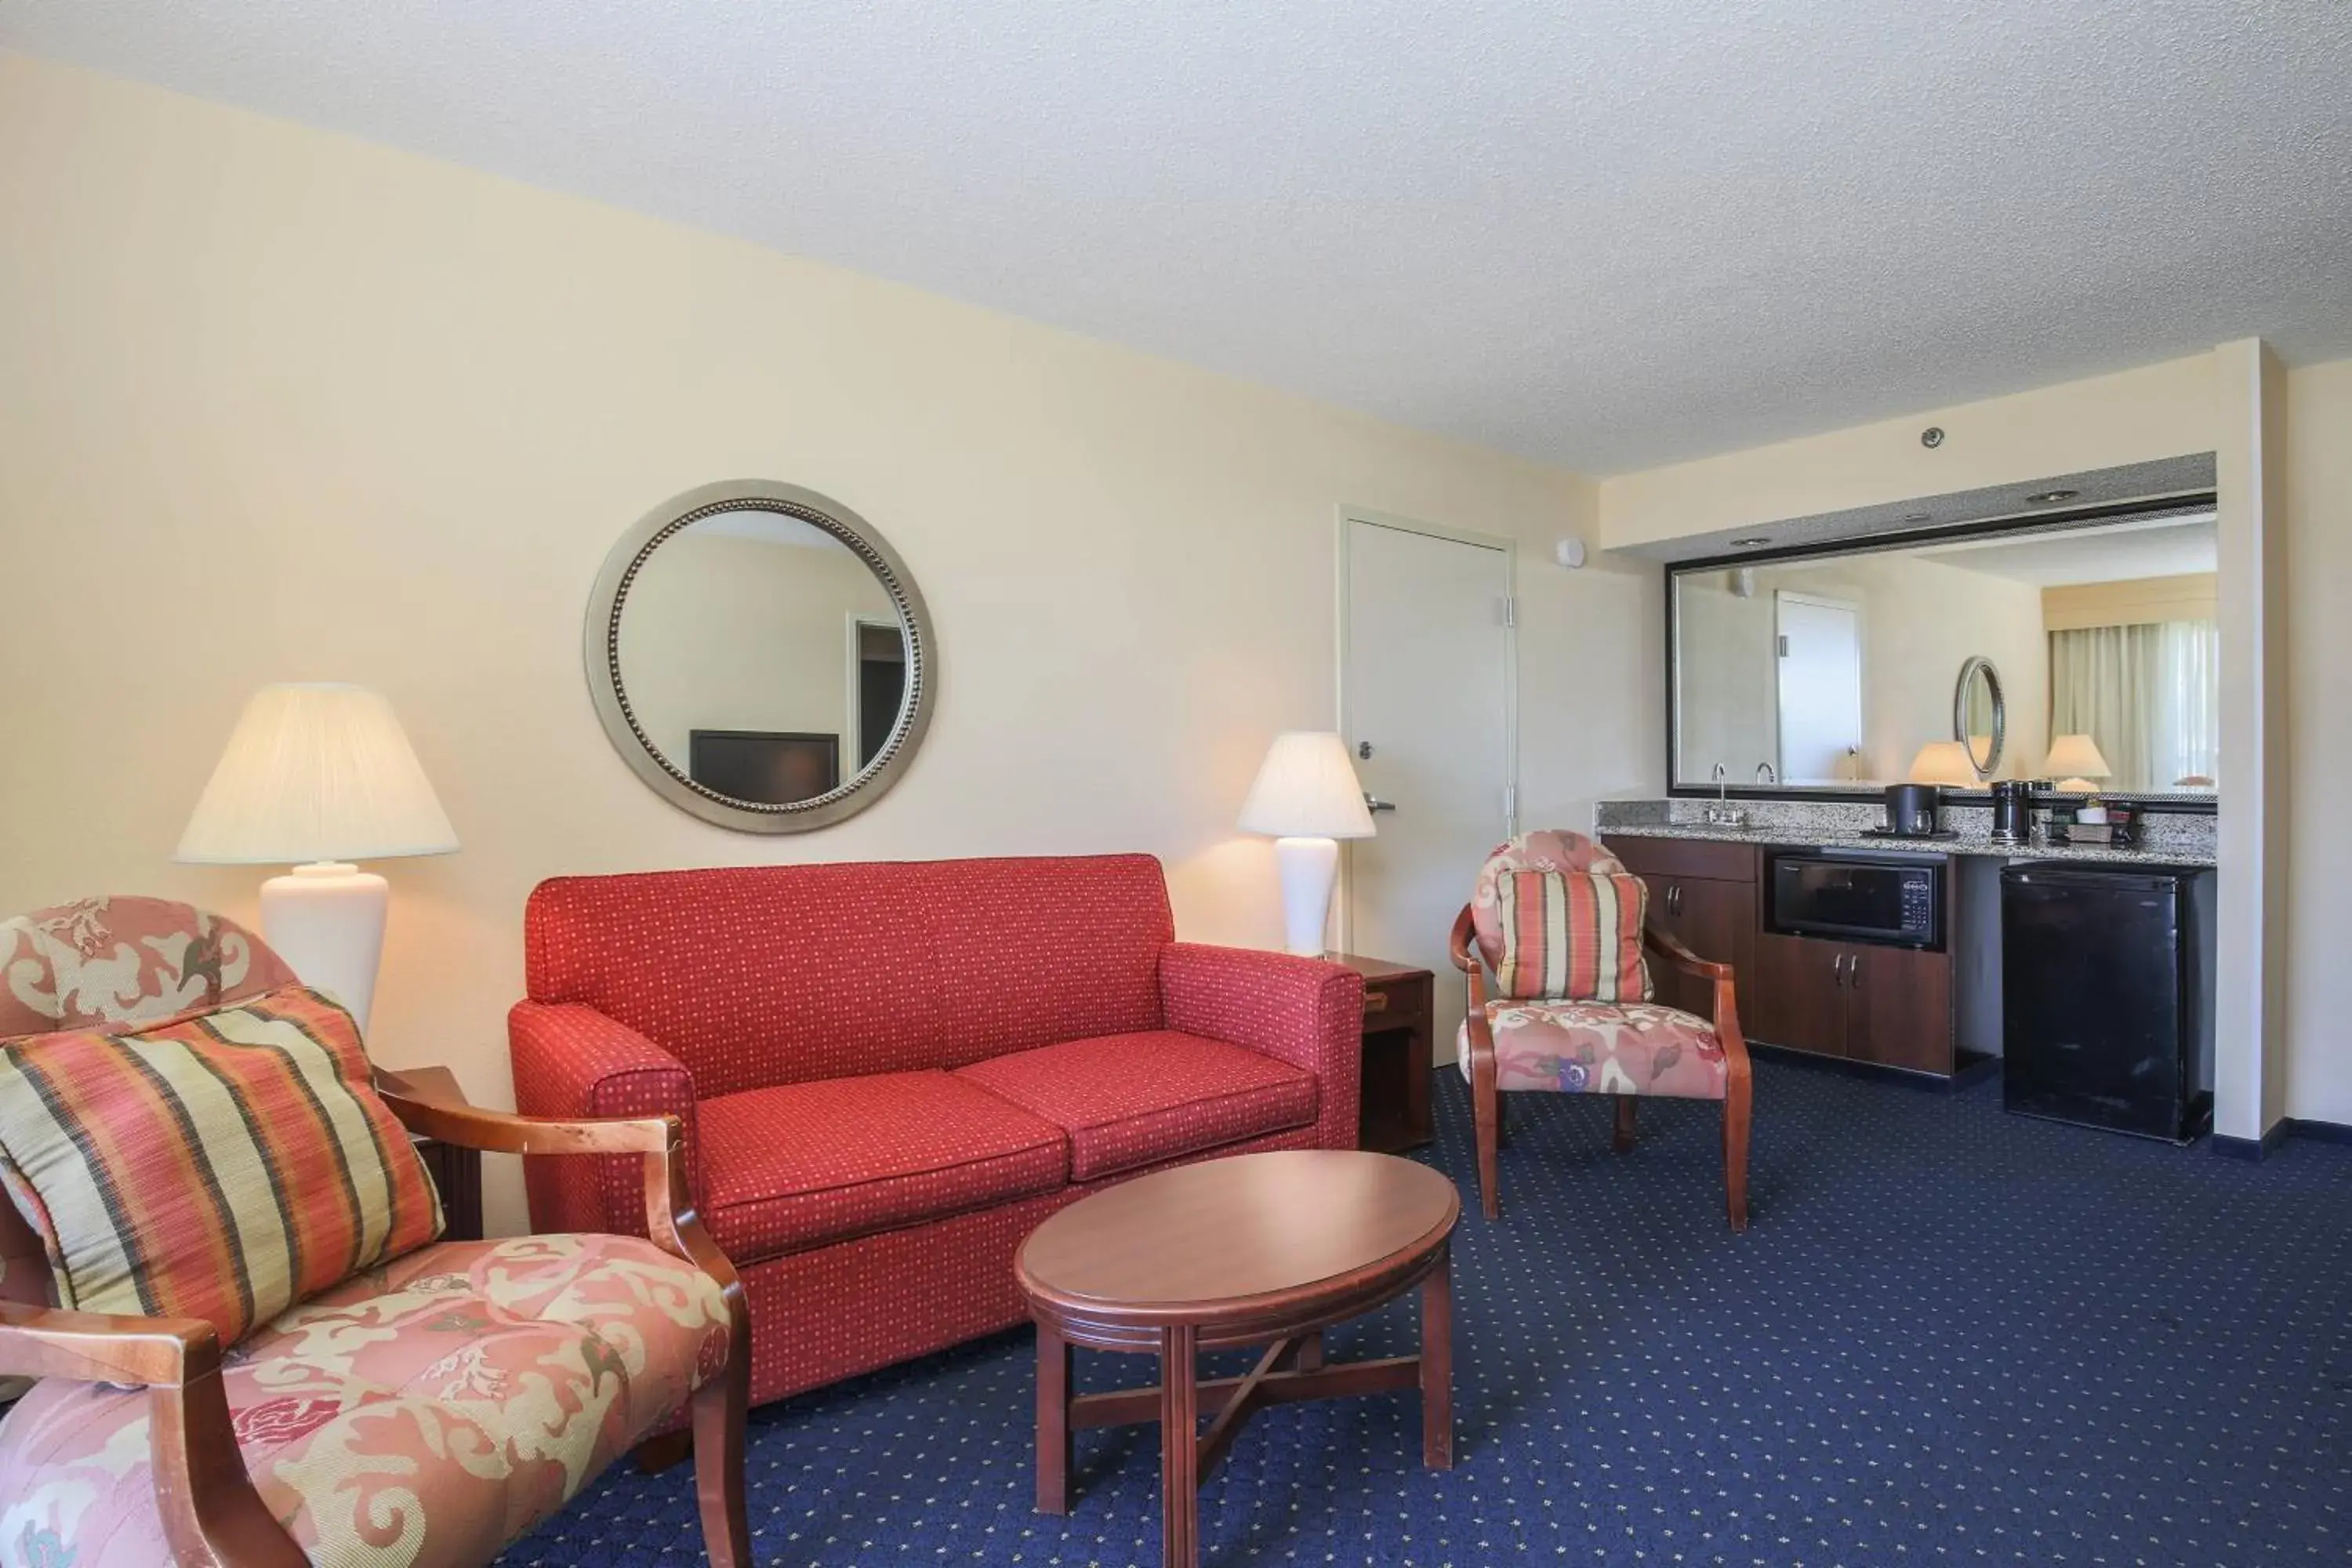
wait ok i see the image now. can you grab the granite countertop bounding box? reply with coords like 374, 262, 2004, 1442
1598, 821, 2216, 869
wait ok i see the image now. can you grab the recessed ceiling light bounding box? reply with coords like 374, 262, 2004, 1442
1730, 535, 1771, 547
2026, 488, 2080, 505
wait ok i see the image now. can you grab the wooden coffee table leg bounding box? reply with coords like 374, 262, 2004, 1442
1160, 1323, 1200, 1568
1036, 1322, 1073, 1514
1294, 1329, 1323, 1372
1421, 1246, 1454, 1469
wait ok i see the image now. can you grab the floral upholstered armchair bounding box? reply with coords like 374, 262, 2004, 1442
0, 898, 751, 1567
1449, 832, 1752, 1229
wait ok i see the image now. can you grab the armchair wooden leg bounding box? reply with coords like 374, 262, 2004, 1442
634, 1428, 691, 1473
1722, 1073, 1752, 1232
691, 1319, 753, 1567
1612, 1094, 1637, 1154
1471, 1069, 1502, 1220
1492, 1094, 1510, 1149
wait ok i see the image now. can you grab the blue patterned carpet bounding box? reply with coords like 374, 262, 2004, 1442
504, 1061, 2352, 1566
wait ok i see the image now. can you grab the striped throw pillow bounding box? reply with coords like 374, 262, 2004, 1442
0, 985, 442, 1346
1493, 869, 1653, 1002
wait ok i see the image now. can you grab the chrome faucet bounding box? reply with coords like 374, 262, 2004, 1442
1703, 763, 1748, 828
1755, 762, 1777, 786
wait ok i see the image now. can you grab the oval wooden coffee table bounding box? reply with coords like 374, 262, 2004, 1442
1015, 1149, 1459, 1568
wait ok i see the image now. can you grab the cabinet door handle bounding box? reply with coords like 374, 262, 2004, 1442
1667, 884, 1681, 915
1849, 954, 1863, 990
1832, 953, 1846, 988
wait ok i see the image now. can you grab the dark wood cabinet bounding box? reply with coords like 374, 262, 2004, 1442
1748, 929, 1851, 1057
1745, 930, 1952, 1073
1333, 954, 1435, 1153
1845, 943, 1953, 1074
1603, 837, 1756, 1018
1600, 833, 1957, 1078
1645, 875, 1755, 1017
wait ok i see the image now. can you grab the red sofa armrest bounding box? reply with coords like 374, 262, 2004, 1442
508, 1000, 702, 1235
1159, 943, 1363, 1150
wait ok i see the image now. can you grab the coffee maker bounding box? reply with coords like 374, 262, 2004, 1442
1882, 782, 1940, 837
1989, 779, 2034, 844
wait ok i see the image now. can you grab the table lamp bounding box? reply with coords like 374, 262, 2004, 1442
176, 684, 458, 1033
2043, 734, 2111, 793
1907, 741, 1980, 788
1237, 731, 1376, 957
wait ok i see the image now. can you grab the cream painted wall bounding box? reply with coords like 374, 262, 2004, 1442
0, 55, 1660, 1232
2212, 339, 2291, 1138
2284, 357, 2352, 1126
1599, 355, 2219, 550
2042, 573, 2219, 633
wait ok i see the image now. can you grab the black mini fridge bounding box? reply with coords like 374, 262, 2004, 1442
2001, 862, 2209, 1142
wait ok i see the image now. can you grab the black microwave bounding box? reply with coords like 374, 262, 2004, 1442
1766, 850, 1944, 949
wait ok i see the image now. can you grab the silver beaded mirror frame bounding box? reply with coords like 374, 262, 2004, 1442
584, 479, 936, 833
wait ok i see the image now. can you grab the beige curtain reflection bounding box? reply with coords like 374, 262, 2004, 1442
2048, 620, 2219, 792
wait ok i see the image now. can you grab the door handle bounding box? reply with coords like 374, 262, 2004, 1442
1848, 953, 1863, 990
1668, 885, 1682, 916
1363, 794, 1396, 812
1832, 953, 1846, 988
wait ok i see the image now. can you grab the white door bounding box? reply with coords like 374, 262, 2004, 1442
1343, 516, 1514, 1062
1775, 592, 1863, 784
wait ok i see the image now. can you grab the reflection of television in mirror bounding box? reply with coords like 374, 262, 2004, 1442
688, 731, 840, 804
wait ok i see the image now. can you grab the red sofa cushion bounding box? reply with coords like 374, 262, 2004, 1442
953, 1032, 1318, 1181
524, 856, 1174, 1099
697, 1072, 1068, 1263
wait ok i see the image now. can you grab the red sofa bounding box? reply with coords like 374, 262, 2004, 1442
510, 854, 1363, 1408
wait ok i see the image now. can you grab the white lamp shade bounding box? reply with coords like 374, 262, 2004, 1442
1237, 731, 1376, 839
176, 684, 459, 865
2043, 734, 2111, 780
1907, 741, 1980, 788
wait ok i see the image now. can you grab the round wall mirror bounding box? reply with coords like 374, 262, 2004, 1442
1952, 655, 2005, 781
585, 480, 935, 833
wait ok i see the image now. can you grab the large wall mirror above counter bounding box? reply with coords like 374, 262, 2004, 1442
586, 479, 936, 832
1670, 493, 2220, 809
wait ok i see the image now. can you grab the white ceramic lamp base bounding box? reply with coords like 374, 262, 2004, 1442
1274, 836, 1341, 957
259, 862, 389, 1034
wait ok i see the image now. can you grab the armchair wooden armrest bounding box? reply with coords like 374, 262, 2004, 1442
0, 1298, 217, 1390
1447, 905, 1480, 975
1643, 924, 1731, 982
372, 1070, 740, 1297
1639, 928, 1749, 1076
0, 1302, 306, 1566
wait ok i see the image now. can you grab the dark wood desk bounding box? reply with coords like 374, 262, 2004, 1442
1332, 953, 1436, 1152
1018, 1150, 1457, 1568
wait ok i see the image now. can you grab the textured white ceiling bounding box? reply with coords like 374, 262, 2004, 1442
7, 2, 2349, 472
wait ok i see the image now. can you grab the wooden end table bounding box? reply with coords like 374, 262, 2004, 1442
1016, 1149, 1458, 1568
387, 1065, 485, 1243
1334, 954, 1436, 1152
